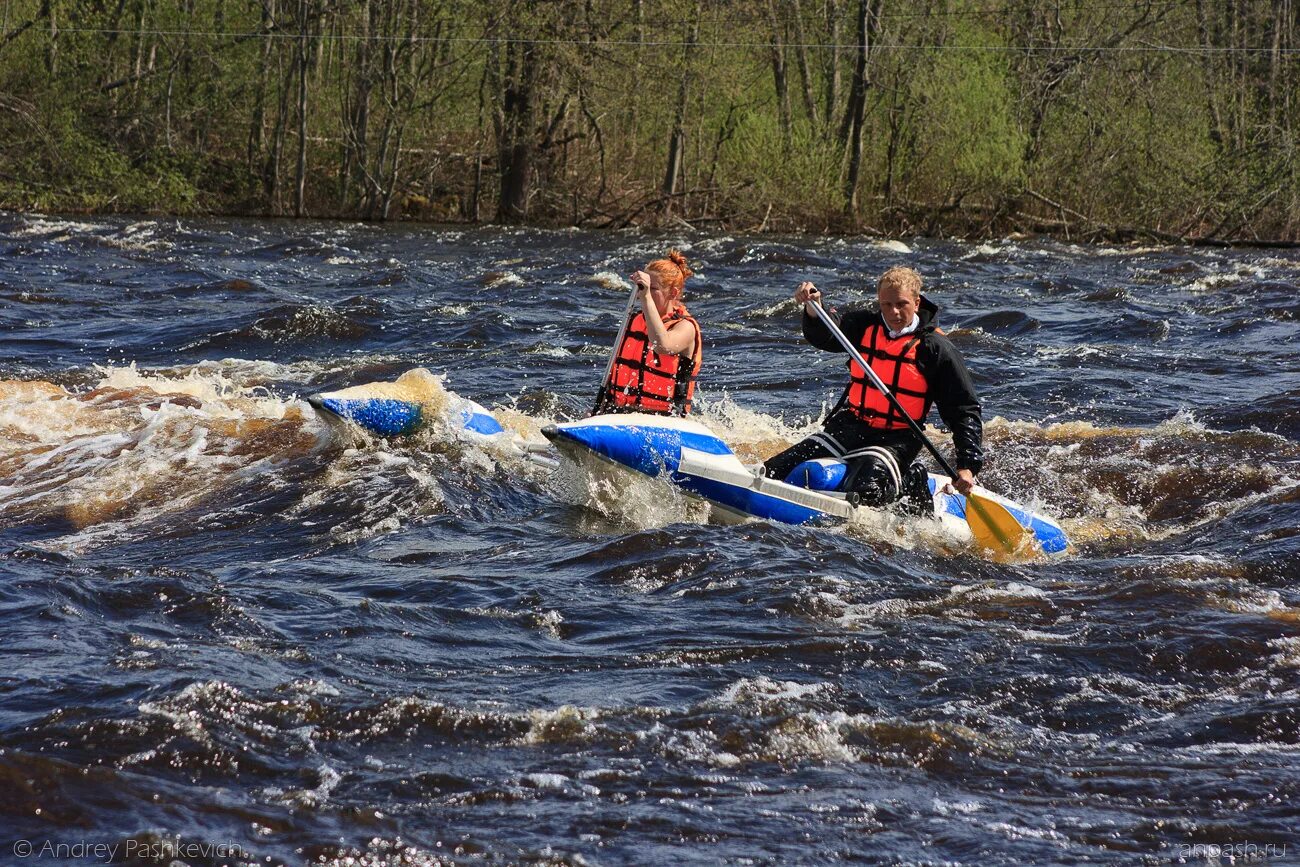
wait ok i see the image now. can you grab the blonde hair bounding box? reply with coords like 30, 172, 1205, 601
878, 266, 922, 299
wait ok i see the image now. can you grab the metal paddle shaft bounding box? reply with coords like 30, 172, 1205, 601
592, 283, 641, 415
809, 300, 960, 479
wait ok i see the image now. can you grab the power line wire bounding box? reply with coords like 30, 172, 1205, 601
41, 26, 1300, 53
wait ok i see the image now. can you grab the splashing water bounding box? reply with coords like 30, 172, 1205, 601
2, 214, 1298, 865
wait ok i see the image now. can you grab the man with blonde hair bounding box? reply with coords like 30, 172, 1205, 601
762, 266, 984, 512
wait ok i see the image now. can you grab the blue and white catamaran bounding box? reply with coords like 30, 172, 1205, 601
308, 372, 1068, 556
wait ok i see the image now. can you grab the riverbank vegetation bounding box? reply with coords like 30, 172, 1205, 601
2, 0, 1297, 242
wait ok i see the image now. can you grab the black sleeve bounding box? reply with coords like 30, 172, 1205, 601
800, 306, 878, 353
918, 334, 985, 475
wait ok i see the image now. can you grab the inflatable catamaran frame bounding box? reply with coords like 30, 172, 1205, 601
307, 377, 1068, 556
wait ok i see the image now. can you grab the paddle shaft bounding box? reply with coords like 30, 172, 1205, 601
809, 300, 962, 481
592, 283, 641, 414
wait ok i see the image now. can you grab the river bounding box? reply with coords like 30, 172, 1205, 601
1, 214, 1297, 865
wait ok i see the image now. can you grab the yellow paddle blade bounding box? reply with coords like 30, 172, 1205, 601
965, 490, 1039, 561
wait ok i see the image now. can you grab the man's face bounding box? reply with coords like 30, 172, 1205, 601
878, 284, 919, 332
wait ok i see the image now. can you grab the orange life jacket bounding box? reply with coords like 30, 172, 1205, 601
605, 308, 702, 416
845, 323, 929, 429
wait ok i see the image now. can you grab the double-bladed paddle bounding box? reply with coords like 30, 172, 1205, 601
809, 299, 1038, 559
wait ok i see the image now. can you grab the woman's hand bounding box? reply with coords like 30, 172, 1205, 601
630, 270, 652, 296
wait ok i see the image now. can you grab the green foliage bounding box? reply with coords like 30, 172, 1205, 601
1034, 56, 1218, 230
903, 43, 1026, 199
720, 111, 845, 223
0, 0, 1295, 238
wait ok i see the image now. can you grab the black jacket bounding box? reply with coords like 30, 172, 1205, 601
802, 295, 984, 474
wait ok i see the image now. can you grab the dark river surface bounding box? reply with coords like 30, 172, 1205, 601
1, 213, 1298, 866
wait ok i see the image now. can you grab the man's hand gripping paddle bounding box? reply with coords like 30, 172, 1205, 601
809, 300, 1038, 560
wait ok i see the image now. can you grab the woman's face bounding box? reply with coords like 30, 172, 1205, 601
646, 271, 674, 315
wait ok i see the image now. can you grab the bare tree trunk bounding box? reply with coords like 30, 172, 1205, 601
370, 7, 403, 220
497, 36, 537, 222
628, 0, 643, 163
101, 0, 129, 87
46, 0, 58, 74
884, 96, 902, 206
823, 0, 841, 132
790, 0, 819, 126
266, 38, 295, 211
249, 0, 274, 174
294, 0, 310, 217
1195, 0, 1226, 147
470, 59, 489, 222
765, 0, 791, 148
661, 8, 700, 214
842, 0, 880, 215
1268, 0, 1282, 130
380, 125, 404, 220
342, 0, 373, 210
165, 67, 176, 151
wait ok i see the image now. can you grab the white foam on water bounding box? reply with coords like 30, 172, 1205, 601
467, 605, 565, 639
283, 763, 342, 808
550, 450, 710, 530
589, 270, 631, 290
1213, 588, 1298, 620
13, 216, 172, 251
522, 772, 571, 789
1185, 272, 1245, 292
1176, 740, 1300, 757
13, 216, 106, 239
691, 235, 735, 254
717, 676, 831, 708
690, 392, 820, 466
520, 705, 599, 745
834, 596, 924, 627
747, 296, 803, 319
984, 820, 1069, 845
1, 363, 327, 553
947, 582, 1051, 603
1267, 637, 1300, 669
525, 345, 574, 358
961, 243, 1004, 259
933, 797, 984, 815
1091, 245, 1166, 256
483, 271, 524, 288
759, 711, 862, 764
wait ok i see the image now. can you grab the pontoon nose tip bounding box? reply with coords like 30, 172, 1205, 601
541, 423, 593, 456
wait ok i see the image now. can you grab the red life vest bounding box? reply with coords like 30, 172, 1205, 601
845, 323, 929, 429
605, 308, 702, 416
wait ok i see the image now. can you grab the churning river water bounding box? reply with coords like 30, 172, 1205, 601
1, 214, 1298, 866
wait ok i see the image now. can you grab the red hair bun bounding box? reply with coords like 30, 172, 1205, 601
647, 249, 693, 298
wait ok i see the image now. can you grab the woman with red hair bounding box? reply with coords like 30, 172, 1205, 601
595, 250, 703, 417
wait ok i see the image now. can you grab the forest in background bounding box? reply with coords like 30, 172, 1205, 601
1, 0, 1297, 243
